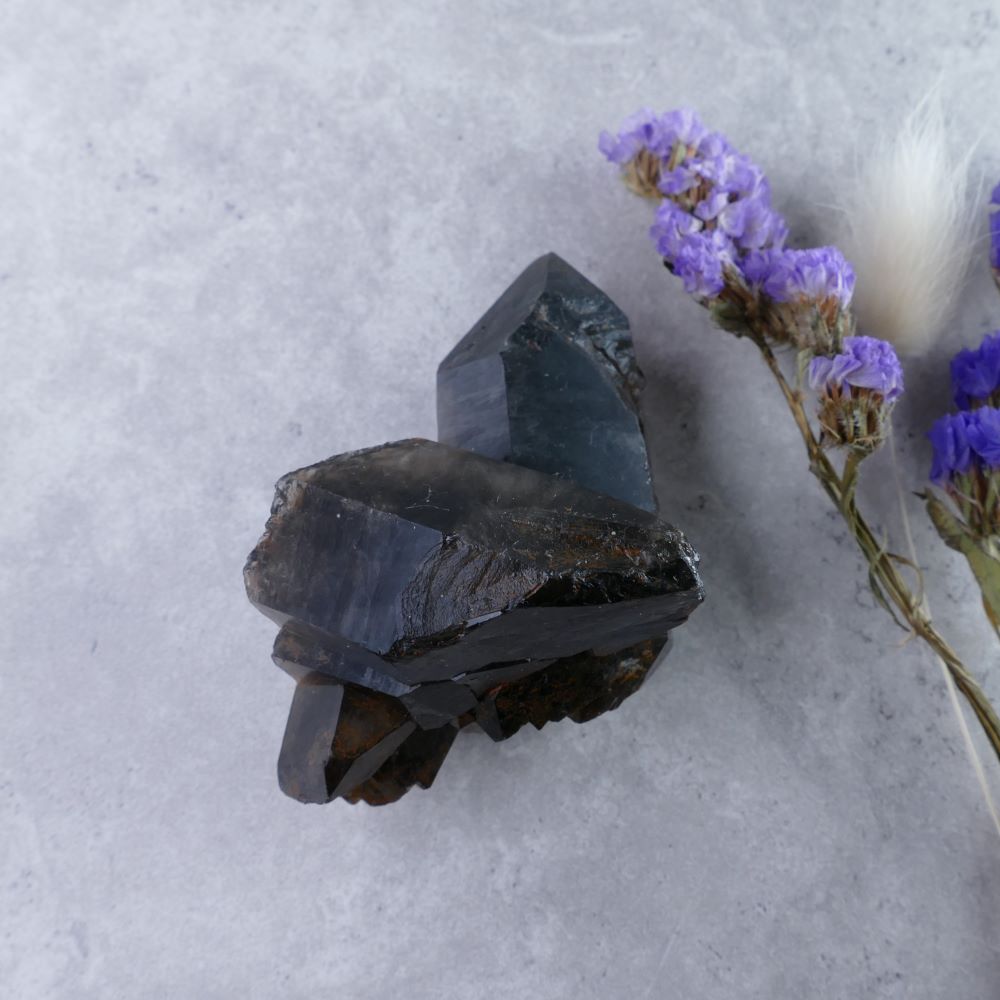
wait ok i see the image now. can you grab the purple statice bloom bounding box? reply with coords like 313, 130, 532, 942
693, 188, 730, 222
742, 246, 855, 307
793, 247, 855, 304
660, 107, 708, 149
717, 197, 788, 251
808, 336, 905, 403
967, 407, 1000, 467
928, 411, 974, 483
694, 131, 733, 159
740, 247, 782, 286
658, 164, 700, 195
672, 229, 732, 298
649, 201, 703, 259
660, 137, 759, 203
692, 151, 766, 199
598, 108, 668, 164
689, 152, 787, 252
599, 107, 708, 166
951, 331, 1000, 409
606, 108, 786, 289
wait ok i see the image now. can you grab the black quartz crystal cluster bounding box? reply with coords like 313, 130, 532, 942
245, 253, 704, 805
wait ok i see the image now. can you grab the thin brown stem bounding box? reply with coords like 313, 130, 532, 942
751, 333, 1000, 762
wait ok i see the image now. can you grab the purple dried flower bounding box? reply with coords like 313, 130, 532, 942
795, 247, 854, 304
694, 131, 732, 158
717, 197, 788, 252
966, 407, 1000, 468
693, 188, 730, 221
743, 246, 855, 307
929, 409, 1000, 541
808, 336, 904, 402
671, 230, 731, 298
658, 164, 699, 195
928, 411, 974, 483
739, 247, 781, 286
650, 205, 731, 297
660, 108, 709, 149
951, 332, 1000, 410
809, 337, 903, 452
598, 108, 667, 164
649, 202, 703, 259
598, 107, 708, 166
601, 108, 796, 312
928, 408, 1000, 542
692, 151, 765, 198
686, 154, 785, 252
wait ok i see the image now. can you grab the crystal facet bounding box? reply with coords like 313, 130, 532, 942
437, 253, 656, 510
277, 674, 457, 806
246, 439, 700, 680
245, 254, 705, 804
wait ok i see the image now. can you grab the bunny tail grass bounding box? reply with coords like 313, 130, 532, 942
840, 92, 979, 354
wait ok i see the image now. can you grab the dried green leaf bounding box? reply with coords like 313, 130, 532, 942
709, 300, 750, 335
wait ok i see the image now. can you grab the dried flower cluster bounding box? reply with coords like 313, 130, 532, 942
809, 336, 904, 453
601, 107, 1000, 762
600, 108, 898, 448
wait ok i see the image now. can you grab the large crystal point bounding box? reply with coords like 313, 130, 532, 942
437, 253, 656, 511
434, 254, 671, 748
245, 439, 702, 689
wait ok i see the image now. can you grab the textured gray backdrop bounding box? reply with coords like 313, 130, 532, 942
4, 1, 1000, 998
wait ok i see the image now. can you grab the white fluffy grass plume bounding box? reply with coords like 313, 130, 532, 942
840, 95, 979, 355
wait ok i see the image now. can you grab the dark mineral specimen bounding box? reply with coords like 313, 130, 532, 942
245, 254, 704, 805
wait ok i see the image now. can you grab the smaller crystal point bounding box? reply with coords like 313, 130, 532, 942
436, 253, 656, 511
277, 675, 415, 804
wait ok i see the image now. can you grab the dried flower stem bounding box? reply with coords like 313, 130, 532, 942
749, 331, 1000, 761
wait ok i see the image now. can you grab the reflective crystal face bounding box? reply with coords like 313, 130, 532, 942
437, 253, 656, 511
245, 255, 704, 805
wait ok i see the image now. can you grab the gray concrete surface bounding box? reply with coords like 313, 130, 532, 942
3, 1, 1000, 997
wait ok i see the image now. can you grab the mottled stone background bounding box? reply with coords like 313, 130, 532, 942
4, 2, 1000, 997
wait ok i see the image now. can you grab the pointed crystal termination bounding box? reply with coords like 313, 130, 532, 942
277, 676, 415, 804
437, 252, 656, 511
435, 253, 669, 748
278, 674, 457, 806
